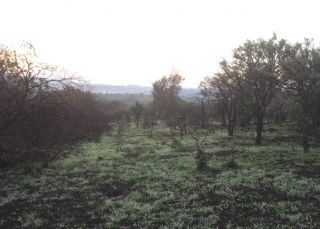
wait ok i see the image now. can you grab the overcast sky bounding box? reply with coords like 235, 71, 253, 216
1, 0, 320, 87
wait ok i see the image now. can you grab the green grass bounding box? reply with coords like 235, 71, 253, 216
0, 123, 319, 228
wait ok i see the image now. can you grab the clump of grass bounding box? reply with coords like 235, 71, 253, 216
170, 137, 181, 148
273, 172, 318, 198
194, 134, 209, 171
19, 212, 44, 228
226, 158, 239, 169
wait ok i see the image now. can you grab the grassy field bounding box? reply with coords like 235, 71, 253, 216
0, 123, 319, 228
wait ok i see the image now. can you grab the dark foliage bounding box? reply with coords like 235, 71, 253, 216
0, 44, 110, 166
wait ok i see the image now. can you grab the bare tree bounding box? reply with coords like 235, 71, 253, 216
0, 43, 109, 165
193, 132, 208, 170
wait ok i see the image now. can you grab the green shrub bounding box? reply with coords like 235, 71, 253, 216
226, 158, 239, 169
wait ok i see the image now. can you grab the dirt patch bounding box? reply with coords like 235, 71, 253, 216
279, 160, 320, 179
215, 186, 292, 227
0, 200, 32, 228
215, 149, 241, 157
210, 169, 222, 176
214, 183, 320, 227
216, 205, 288, 228
277, 159, 294, 167
200, 190, 223, 206
239, 186, 289, 202
294, 164, 320, 179
237, 142, 253, 146
121, 146, 144, 158
265, 135, 300, 144
122, 151, 141, 158
158, 153, 190, 159
96, 179, 131, 197
25, 175, 118, 227
0, 189, 96, 228
87, 176, 132, 197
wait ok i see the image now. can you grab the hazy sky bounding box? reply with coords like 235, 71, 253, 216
1, 0, 320, 87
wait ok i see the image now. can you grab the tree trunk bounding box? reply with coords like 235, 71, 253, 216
227, 103, 236, 137
0, 144, 8, 166
227, 123, 234, 136
221, 113, 226, 128
302, 124, 309, 153
255, 114, 263, 145
148, 125, 153, 138
201, 99, 206, 128
179, 126, 184, 140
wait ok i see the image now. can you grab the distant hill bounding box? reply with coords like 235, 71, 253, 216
90, 84, 151, 95
95, 93, 153, 106
90, 84, 199, 98
91, 84, 200, 106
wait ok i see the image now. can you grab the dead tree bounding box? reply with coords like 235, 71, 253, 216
194, 134, 208, 170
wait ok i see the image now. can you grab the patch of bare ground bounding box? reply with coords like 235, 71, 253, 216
88, 176, 132, 197
239, 186, 289, 202
216, 205, 289, 228
158, 153, 191, 159
277, 159, 295, 167
200, 190, 223, 206
122, 152, 141, 158
0, 200, 32, 228
0, 174, 133, 228
293, 162, 320, 179
265, 135, 300, 144
215, 149, 242, 157
278, 160, 320, 179
214, 186, 295, 227
96, 180, 131, 197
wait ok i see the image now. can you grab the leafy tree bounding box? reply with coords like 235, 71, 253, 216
198, 79, 213, 129
221, 35, 287, 145
202, 74, 240, 136
151, 73, 184, 119
142, 104, 157, 137
131, 101, 144, 127
282, 39, 320, 152
266, 89, 289, 124
174, 100, 189, 139
104, 100, 129, 123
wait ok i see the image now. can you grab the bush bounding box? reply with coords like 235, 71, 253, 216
194, 135, 208, 170
0, 44, 110, 166
226, 158, 239, 169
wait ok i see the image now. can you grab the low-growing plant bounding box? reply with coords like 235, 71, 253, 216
226, 158, 239, 169
194, 134, 209, 170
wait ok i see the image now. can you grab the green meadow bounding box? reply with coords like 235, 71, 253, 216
1, 123, 319, 228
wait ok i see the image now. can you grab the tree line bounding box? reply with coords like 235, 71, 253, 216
136, 35, 320, 153
1, 35, 319, 166
0, 43, 114, 166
